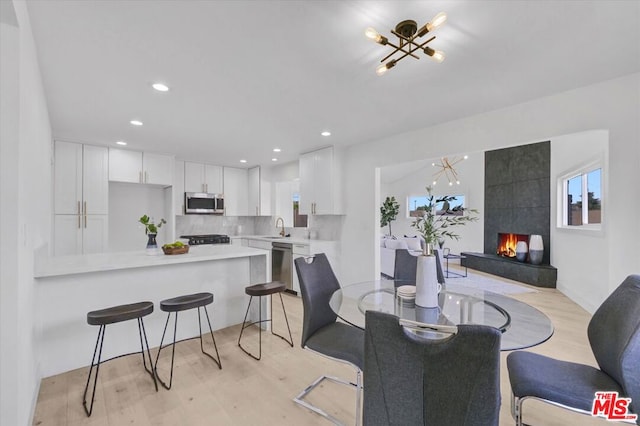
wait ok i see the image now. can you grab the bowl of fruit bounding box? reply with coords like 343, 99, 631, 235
162, 241, 189, 255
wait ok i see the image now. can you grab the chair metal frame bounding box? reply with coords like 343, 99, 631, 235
293, 346, 363, 426
237, 291, 293, 360
154, 305, 221, 390
82, 317, 157, 416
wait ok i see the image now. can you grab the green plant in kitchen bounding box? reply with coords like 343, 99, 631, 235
380, 196, 400, 237
139, 215, 167, 235
411, 186, 478, 255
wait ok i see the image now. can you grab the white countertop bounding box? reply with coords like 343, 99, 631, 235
35, 244, 268, 278
232, 235, 335, 245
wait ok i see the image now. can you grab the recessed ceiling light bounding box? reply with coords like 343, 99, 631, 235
321, 131, 331, 137
116, 141, 127, 146
130, 120, 143, 126
273, 148, 281, 152
272, 158, 278, 162
152, 83, 169, 92
240, 159, 247, 163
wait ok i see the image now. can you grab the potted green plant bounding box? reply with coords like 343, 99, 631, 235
139, 215, 166, 252
380, 196, 400, 237
411, 186, 478, 255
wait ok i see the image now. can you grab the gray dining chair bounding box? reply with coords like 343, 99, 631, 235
507, 274, 640, 426
394, 249, 445, 284
363, 310, 502, 425
293, 253, 364, 426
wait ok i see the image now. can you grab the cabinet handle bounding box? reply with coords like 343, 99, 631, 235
145, 171, 148, 183
84, 201, 87, 228
205, 183, 208, 192
256, 206, 258, 216
77, 201, 81, 215
139, 171, 143, 183
78, 213, 81, 229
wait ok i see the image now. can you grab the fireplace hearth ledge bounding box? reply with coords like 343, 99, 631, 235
460, 252, 557, 288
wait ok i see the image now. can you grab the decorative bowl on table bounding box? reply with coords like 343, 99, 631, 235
162, 245, 189, 255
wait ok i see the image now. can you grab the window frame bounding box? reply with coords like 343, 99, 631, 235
558, 159, 604, 232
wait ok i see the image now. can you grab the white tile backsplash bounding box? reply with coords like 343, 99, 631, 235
176, 214, 344, 241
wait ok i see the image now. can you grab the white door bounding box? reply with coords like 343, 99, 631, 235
82, 145, 109, 215
205, 164, 223, 194
248, 166, 260, 216
143, 153, 173, 185
54, 215, 82, 256
298, 151, 315, 215
223, 167, 248, 216
54, 141, 82, 215
83, 215, 109, 254
312, 146, 333, 215
109, 149, 142, 183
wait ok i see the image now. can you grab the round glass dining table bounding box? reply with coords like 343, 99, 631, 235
329, 279, 554, 351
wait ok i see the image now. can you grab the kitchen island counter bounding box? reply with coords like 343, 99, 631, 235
35, 245, 269, 377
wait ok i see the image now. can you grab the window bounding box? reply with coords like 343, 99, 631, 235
561, 166, 602, 228
408, 194, 466, 218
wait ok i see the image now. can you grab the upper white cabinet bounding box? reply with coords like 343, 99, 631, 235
298, 146, 343, 215
174, 160, 185, 215
184, 162, 223, 193
108, 148, 173, 186
223, 167, 248, 216
55, 141, 109, 215
248, 166, 260, 216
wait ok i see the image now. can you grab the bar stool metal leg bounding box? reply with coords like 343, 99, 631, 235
82, 325, 106, 417
137, 317, 158, 391
198, 306, 222, 369
154, 312, 179, 390
238, 292, 294, 360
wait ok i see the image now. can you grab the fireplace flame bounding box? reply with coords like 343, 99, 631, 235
497, 233, 523, 258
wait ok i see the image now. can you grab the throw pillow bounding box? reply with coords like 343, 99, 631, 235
385, 239, 408, 250
402, 237, 422, 251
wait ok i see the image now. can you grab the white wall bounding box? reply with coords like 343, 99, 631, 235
0, 1, 53, 424
342, 73, 640, 313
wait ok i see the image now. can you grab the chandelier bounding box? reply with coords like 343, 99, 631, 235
365, 12, 447, 76
432, 155, 468, 186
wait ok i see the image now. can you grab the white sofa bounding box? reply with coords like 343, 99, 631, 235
380, 237, 423, 277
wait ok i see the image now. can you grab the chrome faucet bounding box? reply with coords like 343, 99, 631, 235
275, 217, 285, 237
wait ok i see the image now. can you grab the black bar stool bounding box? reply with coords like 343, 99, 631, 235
154, 292, 221, 390
83, 301, 157, 417
238, 281, 294, 360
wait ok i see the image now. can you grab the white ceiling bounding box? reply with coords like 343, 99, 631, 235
26, 0, 640, 168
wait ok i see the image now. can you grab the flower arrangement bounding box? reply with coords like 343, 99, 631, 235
138, 215, 166, 235
411, 186, 478, 255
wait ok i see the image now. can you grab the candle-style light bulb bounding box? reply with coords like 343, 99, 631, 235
426, 12, 447, 32
365, 27, 379, 40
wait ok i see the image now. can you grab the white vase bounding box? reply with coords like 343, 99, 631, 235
529, 234, 544, 265
515, 241, 528, 262
415, 255, 441, 308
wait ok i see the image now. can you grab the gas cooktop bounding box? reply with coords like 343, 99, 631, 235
180, 234, 230, 245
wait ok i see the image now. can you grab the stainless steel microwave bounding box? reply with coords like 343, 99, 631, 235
184, 192, 224, 214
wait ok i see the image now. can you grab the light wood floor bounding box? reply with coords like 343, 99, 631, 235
33, 270, 613, 426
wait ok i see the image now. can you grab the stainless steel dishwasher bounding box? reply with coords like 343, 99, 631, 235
272, 242, 295, 294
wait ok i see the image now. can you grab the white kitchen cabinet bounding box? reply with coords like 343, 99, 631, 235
174, 160, 185, 215
54, 141, 109, 256
108, 148, 173, 186
55, 141, 108, 215
223, 167, 248, 216
184, 162, 222, 193
292, 243, 311, 295
248, 166, 260, 216
54, 214, 108, 256
298, 146, 342, 215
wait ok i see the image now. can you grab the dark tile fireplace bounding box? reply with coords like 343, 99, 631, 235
462, 141, 557, 287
